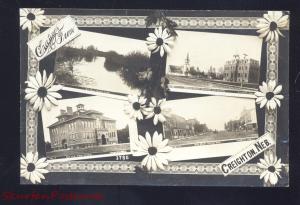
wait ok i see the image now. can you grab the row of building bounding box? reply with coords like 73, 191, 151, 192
167, 53, 260, 84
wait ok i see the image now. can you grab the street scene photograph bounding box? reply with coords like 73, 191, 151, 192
41, 95, 132, 159
166, 30, 263, 96
53, 30, 150, 95
162, 96, 258, 149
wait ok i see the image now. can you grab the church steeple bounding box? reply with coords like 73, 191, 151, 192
185, 52, 190, 67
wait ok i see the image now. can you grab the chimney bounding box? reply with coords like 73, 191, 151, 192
76, 104, 85, 112
60, 109, 66, 115
66, 106, 73, 114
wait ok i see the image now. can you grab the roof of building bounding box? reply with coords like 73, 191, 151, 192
48, 115, 96, 128
49, 107, 115, 128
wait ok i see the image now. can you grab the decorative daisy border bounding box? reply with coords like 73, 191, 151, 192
22, 11, 289, 185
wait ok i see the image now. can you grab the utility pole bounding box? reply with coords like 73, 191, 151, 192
233, 54, 240, 82
242, 54, 248, 87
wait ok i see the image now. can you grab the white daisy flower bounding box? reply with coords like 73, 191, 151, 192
255, 81, 284, 110
124, 95, 147, 120
256, 11, 289, 42
20, 152, 49, 184
20, 8, 47, 32
25, 70, 63, 111
143, 98, 167, 126
146, 27, 174, 57
134, 131, 172, 171
257, 153, 282, 186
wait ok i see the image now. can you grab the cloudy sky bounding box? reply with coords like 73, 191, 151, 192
166, 30, 263, 72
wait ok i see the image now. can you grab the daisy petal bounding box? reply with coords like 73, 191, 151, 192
48, 84, 63, 92
145, 132, 152, 147
46, 95, 59, 106
44, 97, 52, 110
141, 155, 149, 167
25, 92, 37, 100
145, 112, 155, 119
146, 36, 156, 42
264, 172, 270, 184
138, 135, 149, 150
48, 92, 62, 99
42, 70, 47, 86
269, 99, 277, 110
20, 9, 27, 17
273, 85, 282, 94
29, 95, 38, 105
160, 46, 165, 57
35, 171, 45, 180
33, 97, 42, 111
163, 44, 171, 54
255, 91, 265, 97
259, 30, 270, 38
21, 157, 27, 167
156, 153, 168, 165
260, 98, 268, 108
158, 139, 169, 149
273, 97, 281, 107
44, 73, 54, 88
260, 170, 269, 179
35, 71, 43, 86
153, 115, 159, 125
158, 146, 172, 153
149, 33, 157, 39
256, 96, 265, 103
36, 168, 49, 174
161, 28, 169, 39
29, 172, 36, 184
136, 111, 143, 120
36, 162, 48, 169
269, 173, 278, 185
158, 114, 166, 123
151, 157, 157, 171
146, 156, 153, 171
275, 94, 284, 100
257, 162, 268, 169
152, 131, 162, 147
26, 152, 34, 163
32, 172, 41, 184
147, 43, 158, 51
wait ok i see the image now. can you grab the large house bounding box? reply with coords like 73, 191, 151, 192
224, 57, 260, 84
48, 104, 118, 150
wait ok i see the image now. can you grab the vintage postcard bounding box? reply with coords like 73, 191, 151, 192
20, 9, 289, 186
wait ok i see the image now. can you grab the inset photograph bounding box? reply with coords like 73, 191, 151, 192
41, 95, 135, 160
166, 30, 263, 98
53, 30, 150, 95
